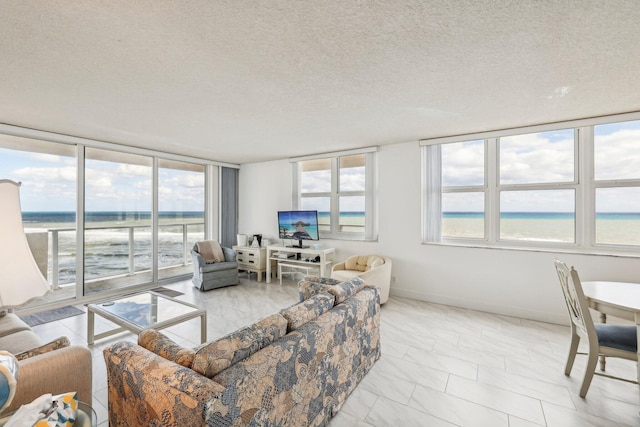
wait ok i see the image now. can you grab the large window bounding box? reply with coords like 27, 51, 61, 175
423, 118, 640, 254
293, 149, 377, 240
157, 159, 205, 281
498, 129, 576, 243
0, 125, 227, 309
84, 148, 153, 295
0, 135, 77, 306
440, 140, 485, 239
593, 120, 640, 246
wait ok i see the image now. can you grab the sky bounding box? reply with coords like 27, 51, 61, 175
300, 164, 366, 212
1, 120, 639, 213
440, 120, 640, 212
0, 148, 204, 212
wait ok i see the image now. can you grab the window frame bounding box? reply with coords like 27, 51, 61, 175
0, 123, 231, 307
292, 148, 378, 241
421, 113, 640, 256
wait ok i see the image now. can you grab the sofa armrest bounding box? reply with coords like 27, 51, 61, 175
104, 342, 225, 427
331, 261, 346, 272
5, 345, 92, 413
191, 248, 206, 269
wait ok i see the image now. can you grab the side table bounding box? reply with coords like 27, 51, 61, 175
233, 246, 271, 282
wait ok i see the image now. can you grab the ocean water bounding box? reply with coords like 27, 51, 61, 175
318, 211, 366, 233
28, 210, 637, 284
442, 212, 640, 245
24, 211, 204, 283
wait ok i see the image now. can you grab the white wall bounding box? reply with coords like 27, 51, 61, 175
239, 141, 640, 324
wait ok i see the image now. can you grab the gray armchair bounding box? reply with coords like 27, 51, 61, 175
191, 242, 239, 291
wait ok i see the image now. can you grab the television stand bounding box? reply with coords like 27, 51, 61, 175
266, 245, 335, 284
287, 239, 310, 249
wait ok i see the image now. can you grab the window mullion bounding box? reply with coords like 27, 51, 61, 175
487, 138, 498, 243
330, 158, 339, 234
577, 126, 592, 247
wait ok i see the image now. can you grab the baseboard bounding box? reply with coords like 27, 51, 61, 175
390, 287, 567, 325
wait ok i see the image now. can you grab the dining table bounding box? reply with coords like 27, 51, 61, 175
581, 281, 640, 388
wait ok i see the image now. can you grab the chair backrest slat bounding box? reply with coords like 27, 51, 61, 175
554, 260, 597, 340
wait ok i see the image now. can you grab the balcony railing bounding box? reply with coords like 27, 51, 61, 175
42, 222, 204, 288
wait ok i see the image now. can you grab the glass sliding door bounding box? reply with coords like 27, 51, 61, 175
0, 135, 77, 306
157, 159, 205, 281
84, 148, 152, 295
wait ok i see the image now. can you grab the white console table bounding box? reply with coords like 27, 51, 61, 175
266, 245, 335, 284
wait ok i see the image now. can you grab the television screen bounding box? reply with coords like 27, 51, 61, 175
278, 210, 319, 248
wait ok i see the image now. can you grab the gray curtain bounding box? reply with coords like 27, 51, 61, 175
220, 167, 239, 248
424, 145, 442, 243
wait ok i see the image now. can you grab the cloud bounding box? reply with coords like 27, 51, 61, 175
13, 166, 76, 182
29, 153, 63, 163
499, 131, 574, 184
594, 129, 640, 180
116, 163, 152, 177
439, 125, 640, 212
301, 170, 331, 193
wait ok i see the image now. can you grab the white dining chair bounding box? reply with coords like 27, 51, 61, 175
554, 259, 638, 397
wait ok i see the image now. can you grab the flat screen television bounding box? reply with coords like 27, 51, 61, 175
278, 210, 319, 248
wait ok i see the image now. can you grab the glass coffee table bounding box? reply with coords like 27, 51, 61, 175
87, 291, 207, 344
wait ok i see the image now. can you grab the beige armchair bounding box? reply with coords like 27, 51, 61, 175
331, 255, 392, 304
6, 346, 93, 413
0, 313, 92, 413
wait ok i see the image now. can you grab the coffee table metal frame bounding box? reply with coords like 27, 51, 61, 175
87, 290, 206, 345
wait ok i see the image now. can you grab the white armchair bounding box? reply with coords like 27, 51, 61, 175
331, 255, 392, 304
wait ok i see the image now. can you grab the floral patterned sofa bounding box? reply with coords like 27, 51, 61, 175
103, 276, 380, 426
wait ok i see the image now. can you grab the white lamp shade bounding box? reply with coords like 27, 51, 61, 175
0, 180, 51, 309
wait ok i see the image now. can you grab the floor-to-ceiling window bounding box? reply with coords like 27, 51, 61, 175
157, 159, 205, 281
0, 135, 77, 306
84, 148, 153, 295
0, 128, 231, 309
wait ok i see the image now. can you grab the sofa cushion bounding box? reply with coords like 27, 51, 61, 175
199, 261, 237, 273
298, 276, 366, 303
280, 292, 335, 332
328, 277, 366, 304
298, 276, 342, 301
344, 255, 384, 272
0, 329, 44, 355
0, 313, 31, 338
138, 329, 196, 368
192, 313, 287, 378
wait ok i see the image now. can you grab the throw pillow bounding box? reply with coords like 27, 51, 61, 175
345, 255, 370, 272
14, 336, 70, 361
36, 391, 78, 427
280, 292, 335, 331
328, 276, 365, 304
138, 329, 195, 368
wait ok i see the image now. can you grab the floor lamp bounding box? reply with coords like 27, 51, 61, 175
0, 180, 51, 311
0, 180, 51, 415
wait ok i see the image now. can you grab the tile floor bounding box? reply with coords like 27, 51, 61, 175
29, 277, 640, 426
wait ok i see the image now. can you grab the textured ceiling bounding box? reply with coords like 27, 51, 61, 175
1, 1, 639, 164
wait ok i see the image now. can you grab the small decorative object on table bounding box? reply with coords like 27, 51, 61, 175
3, 391, 77, 427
